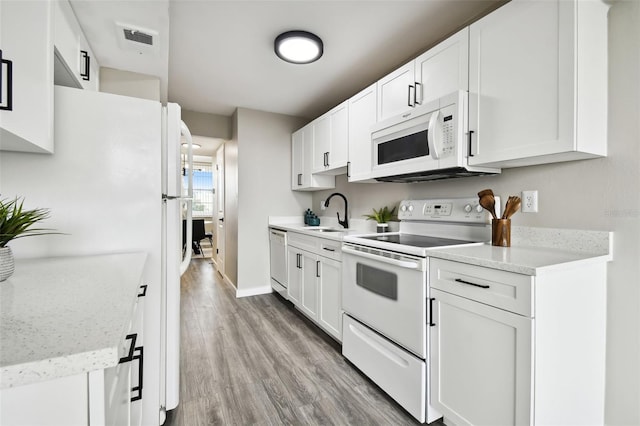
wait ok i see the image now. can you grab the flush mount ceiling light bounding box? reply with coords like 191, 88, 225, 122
274, 31, 323, 64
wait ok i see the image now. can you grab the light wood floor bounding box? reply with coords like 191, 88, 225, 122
164, 257, 429, 425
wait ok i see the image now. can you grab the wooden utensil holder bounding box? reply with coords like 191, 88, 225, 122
492, 219, 511, 247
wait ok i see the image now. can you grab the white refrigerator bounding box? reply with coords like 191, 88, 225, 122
0, 85, 192, 425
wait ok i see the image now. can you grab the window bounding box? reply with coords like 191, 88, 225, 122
183, 161, 214, 218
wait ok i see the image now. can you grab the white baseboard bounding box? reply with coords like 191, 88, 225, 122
235, 285, 272, 298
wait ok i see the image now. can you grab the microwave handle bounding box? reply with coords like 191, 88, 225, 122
428, 110, 443, 160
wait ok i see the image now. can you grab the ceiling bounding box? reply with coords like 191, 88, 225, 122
71, 0, 504, 122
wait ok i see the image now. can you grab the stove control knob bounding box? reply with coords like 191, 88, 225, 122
400, 205, 407, 212
408, 205, 414, 212
464, 204, 473, 213
475, 204, 484, 213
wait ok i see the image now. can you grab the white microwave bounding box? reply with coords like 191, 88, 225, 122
370, 91, 499, 182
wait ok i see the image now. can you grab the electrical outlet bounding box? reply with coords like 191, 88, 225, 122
521, 190, 538, 213
320, 200, 326, 210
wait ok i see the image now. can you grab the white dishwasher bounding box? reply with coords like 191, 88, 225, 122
269, 228, 288, 299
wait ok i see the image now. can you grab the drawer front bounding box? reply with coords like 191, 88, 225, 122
288, 232, 318, 252
429, 258, 533, 317
318, 238, 342, 261
342, 314, 427, 423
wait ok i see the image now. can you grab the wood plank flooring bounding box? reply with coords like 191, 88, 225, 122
164, 257, 429, 425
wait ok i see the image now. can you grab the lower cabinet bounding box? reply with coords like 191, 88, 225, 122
287, 233, 342, 341
0, 284, 146, 426
429, 257, 607, 425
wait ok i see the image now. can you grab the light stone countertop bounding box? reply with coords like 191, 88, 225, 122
427, 243, 612, 276
0, 252, 147, 388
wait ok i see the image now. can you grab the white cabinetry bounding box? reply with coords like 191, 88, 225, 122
468, 0, 609, 167
377, 28, 469, 122
347, 83, 377, 182
287, 232, 342, 341
54, 0, 99, 91
0, 0, 54, 153
429, 257, 607, 425
312, 101, 349, 174
291, 124, 335, 191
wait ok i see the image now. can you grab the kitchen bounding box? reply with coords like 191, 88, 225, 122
1, 1, 638, 425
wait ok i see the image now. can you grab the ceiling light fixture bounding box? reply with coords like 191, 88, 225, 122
274, 30, 323, 64
182, 143, 201, 149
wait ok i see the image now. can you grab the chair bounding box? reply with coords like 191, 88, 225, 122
191, 219, 213, 256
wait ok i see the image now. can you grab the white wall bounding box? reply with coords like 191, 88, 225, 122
99, 67, 160, 101
235, 108, 309, 296
313, 2, 640, 423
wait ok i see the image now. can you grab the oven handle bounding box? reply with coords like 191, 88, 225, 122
342, 246, 422, 270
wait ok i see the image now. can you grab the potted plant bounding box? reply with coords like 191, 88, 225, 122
364, 205, 398, 233
0, 197, 54, 282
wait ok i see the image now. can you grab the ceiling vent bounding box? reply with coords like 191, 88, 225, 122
115, 22, 159, 54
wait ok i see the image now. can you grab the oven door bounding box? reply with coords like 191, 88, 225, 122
342, 243, 427, 358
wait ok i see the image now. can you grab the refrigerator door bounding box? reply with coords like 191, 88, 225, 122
161, 103, 194, 415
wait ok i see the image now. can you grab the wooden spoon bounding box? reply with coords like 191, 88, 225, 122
506, 196, 521, 219
478, 194, 498, 219
477, 189, 494, 198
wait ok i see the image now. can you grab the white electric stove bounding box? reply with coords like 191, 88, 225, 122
341, 197, 497, 423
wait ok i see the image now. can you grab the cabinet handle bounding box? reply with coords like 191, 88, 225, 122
455, 278, 490, 289
407, 85, 415, 107
138, 284, 147, 297
428, 297, 435, 327
414, 82, 422, 105
322, 247, 335, 252
80, 50, 90, 81
131, 346, 144, 402
119, 333, 138, 363
0, 50, 13, 111
316, 260, 320, 278
468, 130, 475, 157
297, 173, 302, 186
296, 253, 301, 269
347, 161, 351, 178
325, 152, 330, 167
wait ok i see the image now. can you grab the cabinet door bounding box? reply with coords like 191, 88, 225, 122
318, 257, 342, 341
291, 128, 304, 189
313, 113, 330, 172
430, 288, 532, 426
286, 247, 301, 306
300, 251, 318, 320
348, 84, 377, 182
377, 61, 415, 122
469, 0, 592, 166
328, 101, 348, 169
414, 27, 468, 105
0, 0, 54, 153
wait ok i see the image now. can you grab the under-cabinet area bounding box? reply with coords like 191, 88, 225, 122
0, 253, 147, 426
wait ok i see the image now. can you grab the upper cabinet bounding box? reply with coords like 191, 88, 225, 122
377, 28, 469, 122
468, 0, 609, 168
291, 124, 335, 191
1, 0, 99, 154
54, 0, 100, 91
0, 0, 55, 154
312, 101, 348, 175
347, 84, 377, 183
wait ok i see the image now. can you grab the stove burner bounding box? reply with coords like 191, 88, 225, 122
359, 233, 475, 248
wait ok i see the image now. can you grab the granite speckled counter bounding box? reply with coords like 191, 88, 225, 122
0, 252, 146, 388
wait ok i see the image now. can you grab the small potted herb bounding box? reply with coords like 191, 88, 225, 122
364, 205, 398, 233
0, 197, 54, 281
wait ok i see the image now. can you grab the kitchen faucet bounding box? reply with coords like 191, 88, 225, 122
324, 192, 349, 229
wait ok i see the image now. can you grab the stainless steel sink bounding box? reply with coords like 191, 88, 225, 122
308, 228, 343, 233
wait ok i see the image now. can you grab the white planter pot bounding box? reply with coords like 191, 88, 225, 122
376, 223, 389, 233
0, 246, 15, 282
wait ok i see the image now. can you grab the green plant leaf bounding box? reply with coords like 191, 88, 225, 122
0, 196, 59, 247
